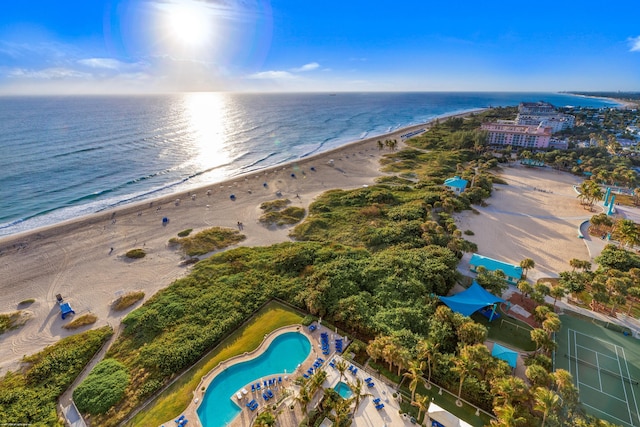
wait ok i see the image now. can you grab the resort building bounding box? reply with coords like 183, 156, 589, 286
469, 253, 522, 285
444, 176, 468, 194
481, 122, 552, 149
515, 101, 575, 133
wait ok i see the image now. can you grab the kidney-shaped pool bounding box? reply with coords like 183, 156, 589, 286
197, 330, 311, 427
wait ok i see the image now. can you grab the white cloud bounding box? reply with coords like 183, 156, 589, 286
630, 36, 640, 52
290, 62, 320, 72
246, 70, 296, 80
77, 58, 126, 70
8, 67, 91, 80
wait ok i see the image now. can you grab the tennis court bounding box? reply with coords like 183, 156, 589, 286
556, 313, 640, 427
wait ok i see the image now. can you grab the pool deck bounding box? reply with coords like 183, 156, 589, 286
164, 322, 413, 427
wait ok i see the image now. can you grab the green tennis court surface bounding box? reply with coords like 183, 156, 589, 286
556, 313, 640, 427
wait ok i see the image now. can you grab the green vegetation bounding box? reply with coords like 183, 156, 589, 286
0, 310, 28, 335
18, 298, 35, 306
260, 198, 292, 211
259, 199, 306, 226
169, 226, 245, 256
112, 291, 145, 311
0, 326, 112, 425
260, 206, 306, 226
63, 313, 98, 329
125, 248, 146, 259
127, 301, 303, 427
177, 228, 193, 237
74, 359, 130, 415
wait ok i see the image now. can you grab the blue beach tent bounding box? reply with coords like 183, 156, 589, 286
491, 343, 518, 368
439, 281, 505, 320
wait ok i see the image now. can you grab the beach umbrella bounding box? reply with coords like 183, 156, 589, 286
162, 217, 169, 225
291, 173, 296, 178
230, 194, 236, 200
263, 182, 268, 187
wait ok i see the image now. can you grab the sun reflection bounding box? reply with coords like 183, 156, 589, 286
182, 92, 231, 171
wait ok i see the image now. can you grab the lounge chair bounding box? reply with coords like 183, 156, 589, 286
373, 397, 381, 404
263, 392, 269, 401
180, 420, 188, 426
247, 400, 256, 407
303, 374, 309, 378
278, 376, 282, 383
364, 377, 372, 382
367, 381, 375, 387
251, 384, 255, 392
375, 403, 384, 410
351, 367, 358, 374
267, 389, 274, 399
256, 383, 261, 390
175, 415, 185, 423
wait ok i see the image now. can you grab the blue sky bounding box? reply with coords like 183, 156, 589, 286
1, 0, 639, 94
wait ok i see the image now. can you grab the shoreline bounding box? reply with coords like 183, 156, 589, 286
0, 108, 482, 249
0, 108, 482, 374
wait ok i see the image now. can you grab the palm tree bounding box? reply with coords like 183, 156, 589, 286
332, 396, 351, 426
452, 347, 479, 406
348, 378, 370, 417
549, 286, 566, 308
412, 393, 430, 423
417, 338, 440, 388
517, 280, 533, 301
533, 387, 561, 427
490, 403, 527, 427
519, 258, 535, 279
613, 219, 640, 249
491, 376, 528, 408
335, 359, 349, 384
403, 360, 425, 402
295, 384, 311, 413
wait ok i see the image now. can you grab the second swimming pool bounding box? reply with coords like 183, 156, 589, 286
197, 330, 311, 427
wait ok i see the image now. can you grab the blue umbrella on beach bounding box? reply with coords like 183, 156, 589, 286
230, 194, 236, 200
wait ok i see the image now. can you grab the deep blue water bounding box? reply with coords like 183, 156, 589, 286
0, 92, 618, 237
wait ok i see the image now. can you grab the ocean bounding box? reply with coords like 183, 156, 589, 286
0, 92, 618, 237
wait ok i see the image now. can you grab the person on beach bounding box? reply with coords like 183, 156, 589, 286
109, 247, 114, 254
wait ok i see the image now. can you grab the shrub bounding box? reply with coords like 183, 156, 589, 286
125, 248, 146, 259
18, 298, 35, 307
260, 199, 291, 211
0, 310, 28, 335
463, 229, 474, 236
177, 228, 193, 237
63, 313, 98, 329
73, 358, 130, 415
174, 227, 246, 256
259, 207, 306, 226
112, 291, 145, 311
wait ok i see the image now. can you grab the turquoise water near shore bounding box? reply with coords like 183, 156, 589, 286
0, 92, 618, 237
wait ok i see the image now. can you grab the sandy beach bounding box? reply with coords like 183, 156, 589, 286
0, 120, 440, 375
456, 163, 593, 282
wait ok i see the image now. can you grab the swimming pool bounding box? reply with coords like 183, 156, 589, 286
334, 381, 352, 399
197, 331, 311, 427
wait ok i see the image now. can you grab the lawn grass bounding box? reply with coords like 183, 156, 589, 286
404, 380, 493, 426
126, 301, 304, 427
471, 308, 535, 351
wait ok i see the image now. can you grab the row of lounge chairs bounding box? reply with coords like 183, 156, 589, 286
320, 332, 330, 355
174, 415, 189, 425
335, 337, 343, 353
348, 364, 358, 375
372, 397, 385, 410
251, 377, 282, 392
246, 399, 259, 411
364, 377, 375, 387
262, 389, 274, 401
303, 357, 324, 378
